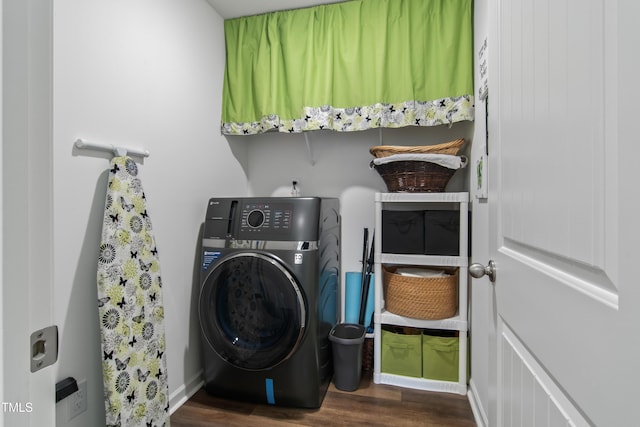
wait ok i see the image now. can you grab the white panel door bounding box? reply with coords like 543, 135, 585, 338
487, 0, 640, 426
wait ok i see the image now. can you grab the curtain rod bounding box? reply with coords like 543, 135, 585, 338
74, 138, 150, 158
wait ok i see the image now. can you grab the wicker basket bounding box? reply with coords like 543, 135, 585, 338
383, 266, 458, 320
370, 138, 465, 158
372, 160, 457, 192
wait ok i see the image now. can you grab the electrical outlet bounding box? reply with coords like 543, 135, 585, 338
68, 379, 87, 420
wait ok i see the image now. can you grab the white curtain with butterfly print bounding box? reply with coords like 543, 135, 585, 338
97, 156, 170, 427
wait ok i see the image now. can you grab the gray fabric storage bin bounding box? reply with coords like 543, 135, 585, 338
382, 210, 425, 254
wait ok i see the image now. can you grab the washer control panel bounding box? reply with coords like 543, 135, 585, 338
241, 201, 293, 233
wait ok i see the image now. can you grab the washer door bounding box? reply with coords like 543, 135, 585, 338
199, 252, 306, 370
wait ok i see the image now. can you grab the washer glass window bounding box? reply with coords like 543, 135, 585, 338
199, 252, 306, 370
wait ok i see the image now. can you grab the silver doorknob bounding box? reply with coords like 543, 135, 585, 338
469, 260, 496, 282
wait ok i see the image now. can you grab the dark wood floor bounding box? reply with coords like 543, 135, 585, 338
171, 373, 476, 427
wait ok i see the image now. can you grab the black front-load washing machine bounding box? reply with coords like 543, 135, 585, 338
198, 197, 340, 408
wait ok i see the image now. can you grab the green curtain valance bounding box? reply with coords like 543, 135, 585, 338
221, 0, 474, 135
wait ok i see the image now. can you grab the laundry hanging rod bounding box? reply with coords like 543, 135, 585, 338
74, 138, 150, 158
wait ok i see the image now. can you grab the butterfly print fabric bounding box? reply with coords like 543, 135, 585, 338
222, 96, 474, 135
97, 156, 170, 427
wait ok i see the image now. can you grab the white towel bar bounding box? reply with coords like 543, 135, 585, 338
74, 138, 150, 158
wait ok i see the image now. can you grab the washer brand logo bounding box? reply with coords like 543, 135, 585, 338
294, 253, 303, 264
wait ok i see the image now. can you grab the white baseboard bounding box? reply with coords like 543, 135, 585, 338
169, 369, 204, 415
467, 379, 488, 427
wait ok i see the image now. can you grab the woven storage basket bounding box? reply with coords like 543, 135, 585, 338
372, 160, 456, 192
383, 266, 458, 320
370, 138, 465, 158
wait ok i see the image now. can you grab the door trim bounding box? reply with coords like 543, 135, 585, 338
2, 0, 55, 425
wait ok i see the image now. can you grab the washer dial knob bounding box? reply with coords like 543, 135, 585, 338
247, 209, 265, 228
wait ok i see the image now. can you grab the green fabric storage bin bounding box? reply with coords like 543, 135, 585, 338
422, 334, 459, 382
381, 329, 422, 378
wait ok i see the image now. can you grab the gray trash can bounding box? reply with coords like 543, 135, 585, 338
329, 323, 366, 391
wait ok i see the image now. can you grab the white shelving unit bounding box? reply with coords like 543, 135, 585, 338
373, 192, 469, 395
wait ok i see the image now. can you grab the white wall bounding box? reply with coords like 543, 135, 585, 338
48, 1, 481, 425
238, 123, 473, 313
52, 1, 248, 425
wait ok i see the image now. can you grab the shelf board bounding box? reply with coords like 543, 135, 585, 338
377, 310, 468, 331
377, 253, 468, 267
374, 372, 467, 395
375, 192, 469, 203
